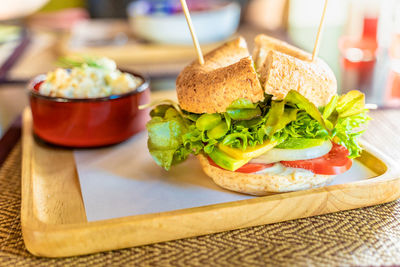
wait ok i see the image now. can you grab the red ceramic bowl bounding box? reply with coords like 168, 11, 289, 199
28, 72, 150, 147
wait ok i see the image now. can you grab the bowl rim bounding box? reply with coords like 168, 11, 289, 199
28, 70, 150, 103
127, 0, 239, 17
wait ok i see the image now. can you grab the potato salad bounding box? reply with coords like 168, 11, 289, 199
39, 58, 143, 98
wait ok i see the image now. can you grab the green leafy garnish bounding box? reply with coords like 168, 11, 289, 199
226, 98, 261, 120
285, 90, 329, 132
226, 107, 261, 120
336, 90, 365, 117
331, 112, 370, 158
228, 98, 258, 109
196, 114, 221, 131
323, 95, 339, 120
146, 108, 188, 170
57, 56, 106, 69
146, 90, 369, 170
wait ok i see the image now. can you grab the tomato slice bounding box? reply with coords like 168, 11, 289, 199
280, 143, 352, 175
208, 157, 274, 173
33, 81, 44, 91
234, 163, 274, 173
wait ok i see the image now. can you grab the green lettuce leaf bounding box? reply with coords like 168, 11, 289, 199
331, 112, 370, 158
146, 90, 369, 170
226, 98, 261, 120
277, 111, 329, 140
226, 107, 261, 120
228, 98, 258, 109
285, 90, 329, 132
273, 108, 298, 134
323, 95, 339, 120
336, 90, 365, 117
146, 108, 188, 170
264, 101, 285, 136
196, 113, 221, 131
321, 91, 369, 158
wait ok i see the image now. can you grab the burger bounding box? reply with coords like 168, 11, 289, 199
145, 34, 369, 195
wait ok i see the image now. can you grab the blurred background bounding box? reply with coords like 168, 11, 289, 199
0, 0, 400, 137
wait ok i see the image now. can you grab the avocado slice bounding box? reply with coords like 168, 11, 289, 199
276, 138, 327, 149
208, 148, 249, 171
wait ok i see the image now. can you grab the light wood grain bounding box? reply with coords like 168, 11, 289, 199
21, 99, 400, 257
21, 110, 87, 226
32, 140, 87, 224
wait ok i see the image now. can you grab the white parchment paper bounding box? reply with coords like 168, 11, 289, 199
74, 132, 377, 222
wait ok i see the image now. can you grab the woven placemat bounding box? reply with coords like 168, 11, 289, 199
0, 143, 400, 266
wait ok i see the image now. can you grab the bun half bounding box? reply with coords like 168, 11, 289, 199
254, 34, 337, 107
197, 154, 335, 195
176, 37, 264, 114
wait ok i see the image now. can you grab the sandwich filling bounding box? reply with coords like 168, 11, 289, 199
146, 90, 369, 175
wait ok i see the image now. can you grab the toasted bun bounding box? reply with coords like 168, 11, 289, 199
197, 154, 335, 195
176, 37, 264, 114
253, 34, 337, 107
253, 34, 311, 70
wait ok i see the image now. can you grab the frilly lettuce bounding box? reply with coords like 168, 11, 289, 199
146, 90, 369, 170
146, 108, 188, 170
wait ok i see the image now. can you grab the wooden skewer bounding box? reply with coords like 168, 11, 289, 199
179, 0, 204, 65
312, 0, 329, 61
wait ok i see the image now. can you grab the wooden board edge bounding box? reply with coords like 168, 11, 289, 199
23, 177, 400, 257
20, 107, 48, 256
20, 105, 400, 257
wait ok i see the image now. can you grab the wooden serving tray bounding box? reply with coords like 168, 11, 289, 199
21, 104, 400, 258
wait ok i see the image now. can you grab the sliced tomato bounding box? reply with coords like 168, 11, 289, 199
234, 163, 274, 173
280, 143, 352, 175
33, 81, 44, 91
208, 157, 273, 173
